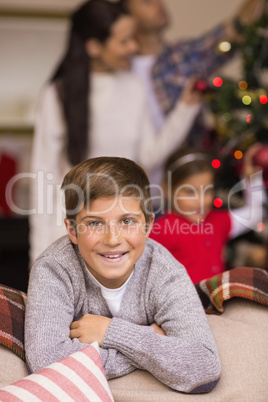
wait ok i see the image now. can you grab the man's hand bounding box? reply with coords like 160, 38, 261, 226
150, 323, 166, 336
70, 314, 111, 346
237, 0, 265, 26
225, 0, 266, 43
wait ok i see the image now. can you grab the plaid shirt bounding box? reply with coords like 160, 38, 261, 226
152, 24, 233, 115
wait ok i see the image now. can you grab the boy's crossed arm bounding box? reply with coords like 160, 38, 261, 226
69, 268, 220, 394
70, 315, 165, 345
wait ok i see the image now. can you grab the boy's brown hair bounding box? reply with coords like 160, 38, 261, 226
61, 156, 153, 224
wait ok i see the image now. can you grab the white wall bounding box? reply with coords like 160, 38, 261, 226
164, 0, 243, 39
0, 17, 69, 124
0, 0, 81, 12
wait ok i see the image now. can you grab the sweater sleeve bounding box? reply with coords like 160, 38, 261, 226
25, 257, 88, 373
151, 24, 234, 115
29, 85, 68, 265
229, 171, 267, 238
25, 249, 140, 376
102, 251, 221, 393
177, 23, 233, 78
136, 88, 200, 173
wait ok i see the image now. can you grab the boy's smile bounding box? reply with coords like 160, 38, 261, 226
65, 196, 154, 289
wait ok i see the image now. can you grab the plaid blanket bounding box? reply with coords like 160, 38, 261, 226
0, 284, 26, 361
195, 267, 268, 314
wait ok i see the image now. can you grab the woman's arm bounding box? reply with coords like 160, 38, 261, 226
137, 78, 201, 173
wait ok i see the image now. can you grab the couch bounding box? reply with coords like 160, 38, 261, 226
1, 298, 268, 401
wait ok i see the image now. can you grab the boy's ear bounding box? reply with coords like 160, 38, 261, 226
64, 218, 78, 245
145, 214, 155, 238
85, 38, 103, 58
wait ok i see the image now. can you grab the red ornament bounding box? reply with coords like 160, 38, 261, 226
193, 80, 210, 93
214, 198, 223, 208
212, 159, 221, 168
260, 95, 268, 104
213, 77, 223, 87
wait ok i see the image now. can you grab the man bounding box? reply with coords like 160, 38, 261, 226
122, 0, 265, 130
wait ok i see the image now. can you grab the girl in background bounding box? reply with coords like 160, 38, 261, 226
150, 145, 266, 283
30, 0, 201, 264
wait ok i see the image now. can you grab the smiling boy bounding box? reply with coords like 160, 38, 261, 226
25, 157, 221, 394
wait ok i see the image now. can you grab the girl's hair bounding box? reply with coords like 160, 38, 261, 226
164, 148, 214, 188
51, 0, 128, 166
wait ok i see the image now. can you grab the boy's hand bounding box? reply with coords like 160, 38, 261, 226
70, 314, 111, 346
243, 143, 263, 180
150, 323, 166, 336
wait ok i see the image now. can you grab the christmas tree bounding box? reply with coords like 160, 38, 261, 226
204, 6, 268, 177
206, 8, 268, 269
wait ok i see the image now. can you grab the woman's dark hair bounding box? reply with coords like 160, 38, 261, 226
51, 0, 128, 166
164, 147, 215, 188
119, 0, 129, 11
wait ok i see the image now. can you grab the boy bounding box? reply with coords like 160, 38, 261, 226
25, 157, 221, 394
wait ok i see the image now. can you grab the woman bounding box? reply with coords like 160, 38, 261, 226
30, 0, 200, 264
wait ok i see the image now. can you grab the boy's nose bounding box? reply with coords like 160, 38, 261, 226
103, 224, 123, 246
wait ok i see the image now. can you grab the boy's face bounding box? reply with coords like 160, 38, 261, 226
65, 196, 154, 289
126, 0, 169, 33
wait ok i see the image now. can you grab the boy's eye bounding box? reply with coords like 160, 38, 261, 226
87, 221, 102, 227
122, 218, 135, 225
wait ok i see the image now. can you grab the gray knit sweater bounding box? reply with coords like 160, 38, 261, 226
25, 236, 221, 394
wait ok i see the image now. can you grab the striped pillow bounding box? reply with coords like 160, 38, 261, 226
0, 342, 114, 401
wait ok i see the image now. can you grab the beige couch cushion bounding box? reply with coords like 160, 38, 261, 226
109, 300, 268, 401
0, 345, 28, 389
1, 300, 267, 401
